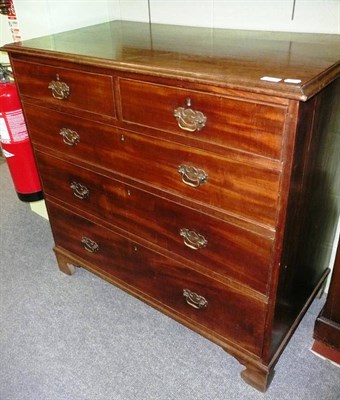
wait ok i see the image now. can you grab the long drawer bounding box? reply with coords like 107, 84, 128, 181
119, 77, 287, 160
12, 59, 116, 118
47, 201, 267, 356
36, 151, 274, 294
24, 103, 280, 227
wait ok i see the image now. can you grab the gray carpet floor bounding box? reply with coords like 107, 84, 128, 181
1, 162, 339, 400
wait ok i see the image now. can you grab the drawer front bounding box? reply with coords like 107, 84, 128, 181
25, 104, 280, 227
119, 78, 287, 160
12, 59, 115, 118
48, 201, 266, 356
36, 151, 273, 294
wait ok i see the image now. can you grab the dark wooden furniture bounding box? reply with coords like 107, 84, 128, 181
2, 21, 340, 392
313, 237, 340, 365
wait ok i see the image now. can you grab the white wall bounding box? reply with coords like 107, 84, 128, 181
11, 0, 119, 39
2, 1, 337, 59
0, 12, 13, 63
1, 0, 339, 49
0, 0, 150, 62
147, 0, 340, 33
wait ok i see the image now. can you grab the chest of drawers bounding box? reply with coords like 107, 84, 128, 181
2, 21, 339, 392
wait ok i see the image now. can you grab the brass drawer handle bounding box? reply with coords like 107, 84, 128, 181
48, 74, 70, 100
178, 164, 208, 187
70, 181, 89, 200
174, 98, 207, 132
81, 237, 99, 253
183, 289, 208, 309
180, 228, 207, 250
59, 128, 80, 146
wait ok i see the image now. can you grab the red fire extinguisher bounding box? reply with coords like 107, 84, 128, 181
0, 64, 43, 202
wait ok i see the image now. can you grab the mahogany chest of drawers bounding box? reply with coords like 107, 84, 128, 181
2, 21, 340, 392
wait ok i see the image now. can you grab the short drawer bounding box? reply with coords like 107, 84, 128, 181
12, 59, 115, 118
119, 78, 287, 160
48, 201, 267, 356
36, 151, 274, 294
25, 104, 280, 228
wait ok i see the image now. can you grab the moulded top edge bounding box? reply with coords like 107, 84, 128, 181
2, 20, 340, 101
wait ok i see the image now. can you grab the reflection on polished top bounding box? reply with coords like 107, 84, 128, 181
2, 20, 340, 100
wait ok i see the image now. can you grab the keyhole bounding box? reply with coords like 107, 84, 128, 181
186, 97, 191, 107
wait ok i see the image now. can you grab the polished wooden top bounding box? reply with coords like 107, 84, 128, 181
2, 20, 340, 100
